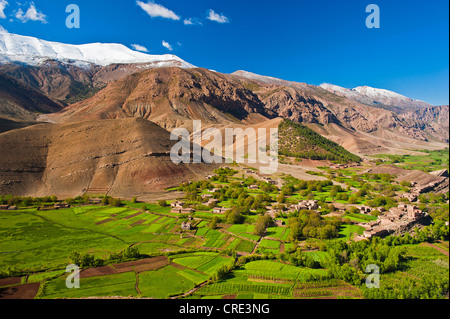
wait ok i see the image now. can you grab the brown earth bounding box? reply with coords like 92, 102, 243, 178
130, 220, 146, 227
95, 218, 115, 225
80, 256, 170, 278
0, 277, 22, 287
111, 256, 169, 273
123, 212, 143, 220
0, 282, 40, 299
80, 266, 118, 278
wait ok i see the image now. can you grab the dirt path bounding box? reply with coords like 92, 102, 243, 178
422, 242, 449, 257
135, 272, 142, 295
250, 236, 263, 255
219, 229, 258, 243
170, 281, 210, 299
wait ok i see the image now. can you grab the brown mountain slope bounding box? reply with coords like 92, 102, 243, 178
46, 67, 273, 130
0, 61, 100, 103
0, 117, 216, 198
35, 66, 447, 156
399, 105, 449, 143
0, 60, 192, 104
0, 72, 63, 121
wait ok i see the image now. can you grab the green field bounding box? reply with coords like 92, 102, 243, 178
42, 272, 139, 299
0, 162, 448, 301
373, 149, 449, 173
191, 260, 334, 299
339, 224, 365, 241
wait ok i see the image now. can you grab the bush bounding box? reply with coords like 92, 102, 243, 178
157, 200, 168, 207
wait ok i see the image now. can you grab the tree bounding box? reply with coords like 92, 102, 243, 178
254, 215, 273, 236
225, 207, 244, 224
306, 192, 315, 200
157, 200, 168, 207
111, 198, 123, 207
210, 216, 219, 230
101, 196, 110, 205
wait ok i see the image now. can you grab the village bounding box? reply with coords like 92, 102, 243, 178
358, 204, 427, 240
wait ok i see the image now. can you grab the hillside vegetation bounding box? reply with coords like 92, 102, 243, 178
278, 119, 361, 163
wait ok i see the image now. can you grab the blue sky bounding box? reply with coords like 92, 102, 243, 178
0, 0, 448, 105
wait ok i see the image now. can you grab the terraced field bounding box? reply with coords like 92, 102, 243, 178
189, 259, 352, 299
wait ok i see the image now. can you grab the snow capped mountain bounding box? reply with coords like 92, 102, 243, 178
353, 85, 417, 102
320, 83, 433, 113
320, 83, 364, 100
0, 28, 195, 68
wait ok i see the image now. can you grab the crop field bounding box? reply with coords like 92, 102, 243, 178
266, 227, 290, 240
0, 163, 448, 301
339, 224, 365, 241
41, 271, 139, 299
373, 149, 449, 173
344, 213, 378, 223
191, 260, 343, 299
33, 252, 231, 299
303, 251, 331, 266
171, 252, 234, 275
235, 240, 256, 253
0, 206, 224, 274
0, 209, 130, 271
294, 280, 363, 299
227, 224, 260, 241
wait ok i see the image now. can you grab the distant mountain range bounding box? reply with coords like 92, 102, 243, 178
0, 29, 448, 197
0, 27, 194, 68
0, 29, 447, 140
319, 83, 433, 113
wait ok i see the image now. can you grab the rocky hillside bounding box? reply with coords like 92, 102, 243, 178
0, 118, 216, 198
45, 67, 274, 130
320, 83, 433, 113
232, 71, 444, 143
0, 72, 63, 121
0, 61, 101, 103
400, 105, 450, 143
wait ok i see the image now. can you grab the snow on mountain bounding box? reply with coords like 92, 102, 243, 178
0, 28, 195, 68
353, 86, 413, 101
320, 83, 433, 112
231, 70, 308, 89
320, 83, 363, 100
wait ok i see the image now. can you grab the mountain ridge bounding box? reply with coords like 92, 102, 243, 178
319, 83, 433, 113
0, 28, 195, 68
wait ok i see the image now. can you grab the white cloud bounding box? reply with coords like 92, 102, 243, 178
131, 44, 149, 52
183, 17, 202, 26
162, 40, 173, 51
136, 1, 180, 21
207, 9, 229, 23
0, 0, 8, 19
15, 2, 47, 23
